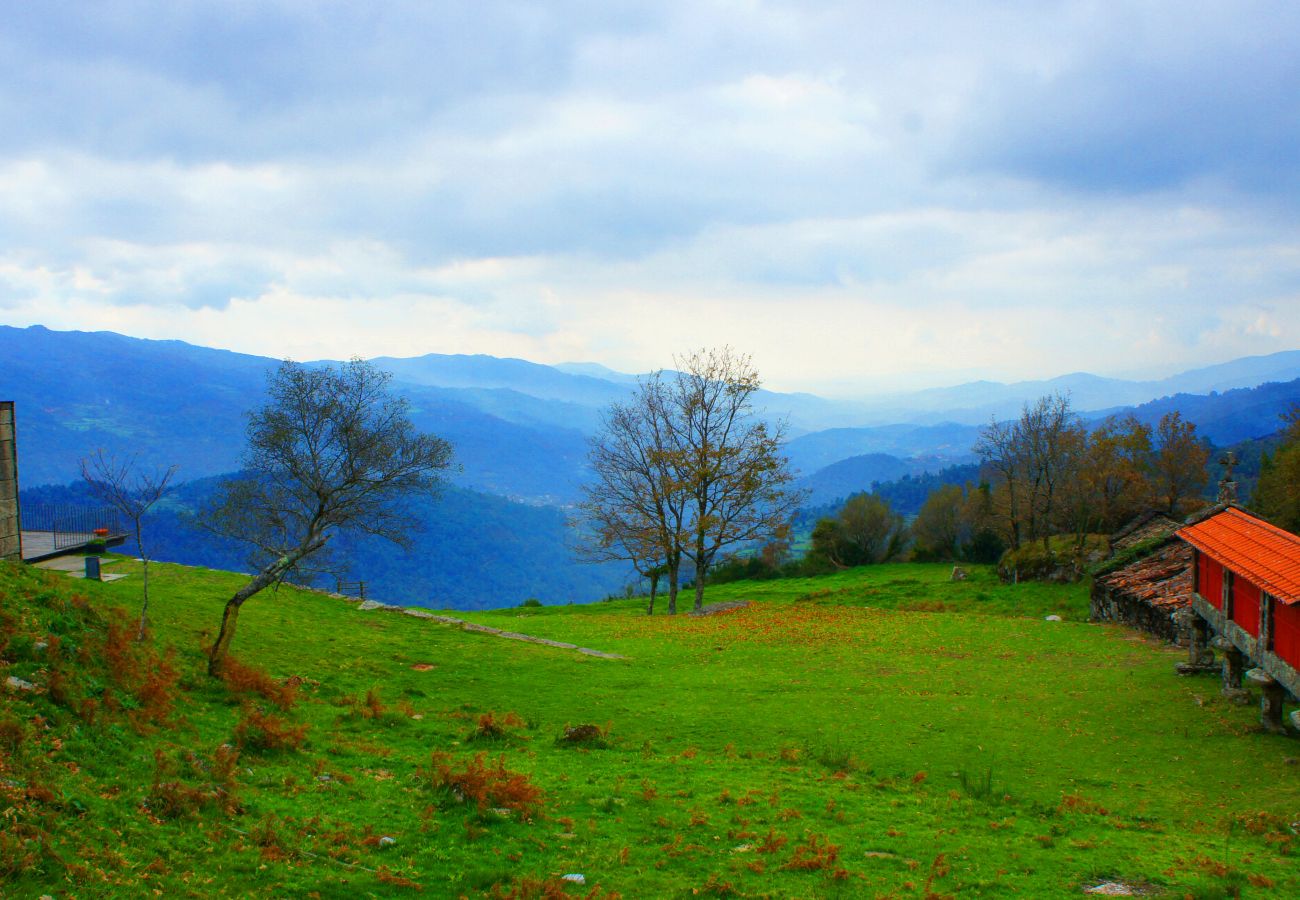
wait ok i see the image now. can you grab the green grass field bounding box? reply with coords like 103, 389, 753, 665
2, 557, 1297, 897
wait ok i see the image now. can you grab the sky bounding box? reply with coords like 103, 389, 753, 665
1, 1, 1299, 396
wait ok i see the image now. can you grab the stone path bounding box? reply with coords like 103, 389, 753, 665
688, 599, 751, 617
353, 599, 627, 660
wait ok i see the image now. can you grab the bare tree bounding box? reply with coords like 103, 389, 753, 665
665, 348, 803, 611
80, 451, 177, 640
575, 376, 686, 614
1015, 394, 1083, 550
975, 394, 1083, 551
201, 359, 454, 676
974, 417, 1025, 550
577, 349, 801, 614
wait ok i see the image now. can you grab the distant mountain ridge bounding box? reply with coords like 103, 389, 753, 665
853, 351, 1300, 425
4, 324, 1300, 500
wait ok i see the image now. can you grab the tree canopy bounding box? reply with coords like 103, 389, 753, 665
203, 359, 454, 674
575, 348, 801, 613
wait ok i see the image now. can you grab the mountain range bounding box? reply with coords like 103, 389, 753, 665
4, 324, 1300, 606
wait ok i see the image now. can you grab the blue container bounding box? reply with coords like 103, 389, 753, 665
84, 555, 101, 581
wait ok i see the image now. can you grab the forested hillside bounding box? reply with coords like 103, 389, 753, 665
20, 478, 630, 609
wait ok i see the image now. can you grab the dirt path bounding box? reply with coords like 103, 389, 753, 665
354, 599, 627, 660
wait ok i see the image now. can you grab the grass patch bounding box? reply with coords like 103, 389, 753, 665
0, 557, 1296, 896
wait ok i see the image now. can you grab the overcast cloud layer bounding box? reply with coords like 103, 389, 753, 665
2, 1, 1298, 395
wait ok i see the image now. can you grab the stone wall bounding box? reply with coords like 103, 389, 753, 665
0, 401, 19, 561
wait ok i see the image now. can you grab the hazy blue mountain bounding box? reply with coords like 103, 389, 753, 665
554, 361, 642, 384
848, 352, 1300, 426
372, 352, 632, 407
375, 352, 876, 433
20, 476, 631, 610
0, 326, 590, 502
794, 453, 921, 507
1115, 377, 1300, 446
0, 325, 274, 486
784, 422, 982, 476
7, 324, 1300, 503
1152, 350, 1300, 396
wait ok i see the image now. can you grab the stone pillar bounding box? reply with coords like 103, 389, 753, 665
1221, 647, 1250, 704
1174, 610, 1216, 674
1247, 669, 1288, 734
0, 401, 19, 562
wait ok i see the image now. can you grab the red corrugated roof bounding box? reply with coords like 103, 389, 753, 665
1177, 507, 1300, 605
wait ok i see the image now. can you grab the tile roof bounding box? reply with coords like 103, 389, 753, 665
1111, 511, 1182, 553
1177, 507, 1300, 605
1094, 542, 1193, 612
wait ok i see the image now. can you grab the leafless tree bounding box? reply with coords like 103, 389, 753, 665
574, 375, 686, 614
80, 451, 177, 640
975, 393, 1083, 550
665, 348, 803, 611
577, 349, 802, 613
201, 359, 454, 675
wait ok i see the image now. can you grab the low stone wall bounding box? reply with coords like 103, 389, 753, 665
1090, 583, 1182, 643
0, 402, 19, 562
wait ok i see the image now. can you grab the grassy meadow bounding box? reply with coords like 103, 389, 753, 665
2, 557, 1298, 897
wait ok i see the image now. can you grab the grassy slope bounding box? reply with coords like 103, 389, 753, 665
2, 558, 1297, 898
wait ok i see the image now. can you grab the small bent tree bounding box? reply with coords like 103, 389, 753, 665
202, 359, 454, 677
80, 451, 177, 640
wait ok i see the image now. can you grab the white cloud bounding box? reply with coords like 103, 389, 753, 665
1, 1, 1299, 397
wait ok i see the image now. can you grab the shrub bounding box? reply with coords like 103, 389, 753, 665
520, 598, 543, 608
428, 752, 544, 820
233, 704, 309, 752
0, 716, 25, 754
131, 647, 181, 730
783, 833, 840, 871
219, 657, 299, 710
146, 745, 241, 818
469, 710, 527, 743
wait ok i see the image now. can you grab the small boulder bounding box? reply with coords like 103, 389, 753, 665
4, 676, 36, 693
1044, 615, 1062, 622
559, 724, 605, 746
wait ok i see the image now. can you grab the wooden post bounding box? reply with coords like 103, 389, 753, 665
1260, 593, 1274, 652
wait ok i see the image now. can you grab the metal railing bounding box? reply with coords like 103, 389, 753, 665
20, 503, 125, 551
335, 578, 367, 600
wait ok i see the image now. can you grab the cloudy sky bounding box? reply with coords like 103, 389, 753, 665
2, 1, 1298, 395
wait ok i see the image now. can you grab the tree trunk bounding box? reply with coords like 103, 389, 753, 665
208, 596, 246, 677
693, 558, 706, 611
667, 563, 679, 615
207, 545, 315, 676
647, 571, 659, 616
135, 522, 150, 641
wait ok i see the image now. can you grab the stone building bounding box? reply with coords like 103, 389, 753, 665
1090, 512, 1193, 643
